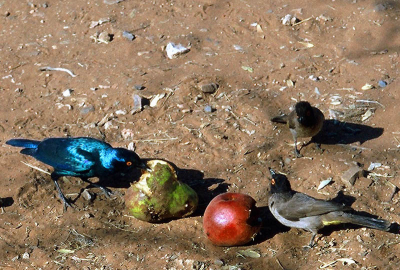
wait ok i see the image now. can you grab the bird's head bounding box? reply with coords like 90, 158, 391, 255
268, 168, 292, 194
295, 101, 315, 126
112, 148, 150, 172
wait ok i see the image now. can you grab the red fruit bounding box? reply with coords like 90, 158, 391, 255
203, 193, 262, 246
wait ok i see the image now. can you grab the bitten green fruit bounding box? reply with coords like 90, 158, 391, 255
125, 160, 198, 222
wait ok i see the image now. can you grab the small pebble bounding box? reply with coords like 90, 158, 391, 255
200, 83, 219, 93
115, 110, 126, 115
62, 89, 73, 97
79, 213, 93, 220
368, 162, 382, 171
104, 121, 117, 130
165, 42, 190, 59
281, 14, 293, 25
204, 105, 213, 113
341, 166, 365, 186
214, 259, 224, 266
22, 252, 29, 260
134, 84, 145, 90
378, 80, 387, 88
374, 3, 387, 12
233, 44, 243, 51
281, 14, 298, 25
104, 0, 124, 4
80, 105, 95, 115
82, 189, 93, 201
122, 31, 135, 41
98, 31, 112, 43
132, 94, 142, 113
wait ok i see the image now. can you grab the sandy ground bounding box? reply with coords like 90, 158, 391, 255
1, 0, 400, 269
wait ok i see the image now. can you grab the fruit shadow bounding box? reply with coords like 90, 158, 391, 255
312, 120, 384, 146
252, 205, 290, 244
174, 169, 230, 218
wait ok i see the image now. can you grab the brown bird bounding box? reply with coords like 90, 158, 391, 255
268, 168, 392, 248
271, 101, 325, 157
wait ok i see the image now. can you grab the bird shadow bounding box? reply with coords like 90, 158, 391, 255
331, 190, 356, 206
312, 120, 384, 145
316, 191, 400, 239
0, 197, 14, 208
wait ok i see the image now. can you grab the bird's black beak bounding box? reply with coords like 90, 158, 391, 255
139, 161, 152, 172
268, 167, 276, 177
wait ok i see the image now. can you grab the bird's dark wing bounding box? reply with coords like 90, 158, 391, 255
32, 138, 103, 173
277, 192, 349, 221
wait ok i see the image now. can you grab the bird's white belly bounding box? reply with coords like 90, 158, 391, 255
270, 206, 314, 231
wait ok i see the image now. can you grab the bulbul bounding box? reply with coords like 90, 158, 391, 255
268, 168, 391, 247
271, 101, 325, 157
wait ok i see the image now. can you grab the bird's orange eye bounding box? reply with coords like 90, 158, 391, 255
271, 179, 276, 185
126, 161, 132, 166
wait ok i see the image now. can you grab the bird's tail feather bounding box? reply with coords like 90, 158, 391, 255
6, 139, 40, 149
271, 115, 288, 124
342, 212, 391, 231
20, 148, 37, 156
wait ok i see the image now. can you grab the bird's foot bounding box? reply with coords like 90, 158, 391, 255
315, 143, 324, 153
99, 186, 114, 198
303, 234, 317, 249
84, 182, 114, 199
53, 179, 74, 211
302, 243, 315, 250
294, 148, 303, 158
59, 195, 74, 212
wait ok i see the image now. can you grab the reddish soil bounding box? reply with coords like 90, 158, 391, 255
1, 0, 399, 269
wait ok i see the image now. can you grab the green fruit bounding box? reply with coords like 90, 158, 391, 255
125, 160, 198, 222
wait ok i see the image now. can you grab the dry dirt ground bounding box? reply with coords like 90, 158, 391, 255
1, 0, 400, 269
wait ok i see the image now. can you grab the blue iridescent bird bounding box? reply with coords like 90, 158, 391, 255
6, 137, 148, 210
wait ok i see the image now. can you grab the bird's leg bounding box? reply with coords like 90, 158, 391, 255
293, 137, 303, 158
81, 178, 113, 198
303, 233, 317, 249
51, 173, 73, 211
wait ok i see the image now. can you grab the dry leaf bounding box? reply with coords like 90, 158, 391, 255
58, 249, 75, 254
237, 249, 261, 258
337, 258, 357, 266
298, 41, 314, 48
317, 178, 332, 190
361, 83, 374, 90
